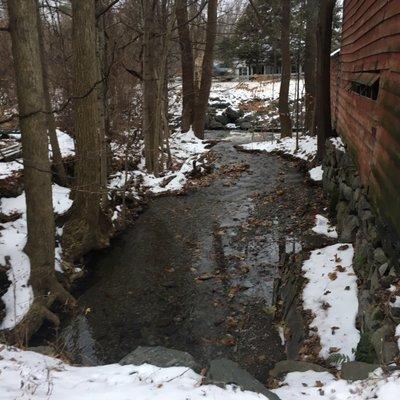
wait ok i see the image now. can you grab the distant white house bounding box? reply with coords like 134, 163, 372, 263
234, 60, 302, 78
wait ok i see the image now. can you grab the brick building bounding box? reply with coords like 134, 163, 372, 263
330, 0, 400, 238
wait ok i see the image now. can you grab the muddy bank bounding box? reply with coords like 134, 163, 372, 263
56, 131, 324, 382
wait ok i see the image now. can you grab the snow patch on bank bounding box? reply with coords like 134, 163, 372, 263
239, 135, 317, 161
330, 137, 345, 153
0, 185, 72, 330
273, 368, 400, 400
302, 243, 359, 361
312, 215, 338, 239
309, 165, 323, 182
0, 346, 268, 400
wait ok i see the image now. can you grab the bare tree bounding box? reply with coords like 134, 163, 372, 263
315, 0, 336, 161
7, 0, 73, 341
279, 0, 292, 138
192, 0, 218, 139
176, 0, 195, 133
37, 3, 68, 186
62, 0, 111, 262
304, 0, 318, 135
142, 0, 160, 174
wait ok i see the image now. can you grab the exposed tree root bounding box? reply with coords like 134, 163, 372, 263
4, 277, 76, 345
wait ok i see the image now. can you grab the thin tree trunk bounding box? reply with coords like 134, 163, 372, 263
36, 4, 68, 185
192, 0, 218, 139
304, 0, 318, 136
279, 0, 292, 138
96, 0, 110, 207
176, 0, 195, 132
7, 0, 73, 341
62, 0, 111, 262
142, 0, 159, 174
315, 0, 336, 161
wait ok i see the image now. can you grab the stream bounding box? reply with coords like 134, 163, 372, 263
58, 131, 310, 381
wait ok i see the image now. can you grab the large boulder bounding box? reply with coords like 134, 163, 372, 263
214, 114, 230, 126
270, 360, 329, 378
341, 361, 379, 381
223, 107, 244, 123
207, 119, 225, 130
119, 346, 200, 372
205, 358, 280, 400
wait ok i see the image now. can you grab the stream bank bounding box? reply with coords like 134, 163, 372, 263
41, 131, 327, 383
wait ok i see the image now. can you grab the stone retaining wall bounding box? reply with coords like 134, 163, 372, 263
323, 139, 400, 364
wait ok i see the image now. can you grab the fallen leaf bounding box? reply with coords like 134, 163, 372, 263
328, 272, 337, 281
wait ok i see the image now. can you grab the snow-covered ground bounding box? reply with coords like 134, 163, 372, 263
302, 243, 360, 361
0, 346, 266, 400
210, 79, 304, 110
239, 135, 317, 162
0, 185, 72, 330
274, 368, 400, 400
312, 214, 338, 238
1, 346, 400, 400
309, 165, 323, 182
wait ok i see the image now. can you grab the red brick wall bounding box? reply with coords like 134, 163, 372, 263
331, 0, 400, 236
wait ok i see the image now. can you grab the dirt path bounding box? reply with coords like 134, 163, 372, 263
57, 131, 324, 382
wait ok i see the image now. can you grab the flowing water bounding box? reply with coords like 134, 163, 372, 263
59, 131, 307, 380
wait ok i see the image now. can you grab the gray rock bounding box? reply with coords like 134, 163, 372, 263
27, 346, 55, 357
341, 361, 379, 381
214, 114, 230, 126
208, 119, 225, 130
373, 248, 387, 265
223, 107, 244, 123
239, 121, 253, 130
382, 341, 399, 364
379, 263, 390, 276
270, 360, 329, 377
119, 346, 200, 372
206, 358, 280, 400
340, 215, 359, 242
370, 324, 394, 361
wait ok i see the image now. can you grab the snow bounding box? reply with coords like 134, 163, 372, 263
0, 346, 268, 400
210, 79, 304, 110
309, 165, 323, 181
312, 214, 338, 239
1, 346, 400, 400
0, 160, 23, 179
53, 129, 75, 158
330, 137, 345, 152
239, 135, 317, 161
302, 243, 360, 361
274, 368, 400, 400
330, 48, 341, 57
113, 129, 209, 197
0, 185, 72, 330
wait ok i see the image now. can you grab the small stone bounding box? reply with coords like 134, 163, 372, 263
373, 248, 387, 265
270, 360, 329, 378
341, 361, 379, 381
206, 358, 280, 400
119, 346, 200, 372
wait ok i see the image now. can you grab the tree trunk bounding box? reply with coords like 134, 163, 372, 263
142, 0, 159, 174
279, 0, 292, 138
7, 0, 73, 341
36, 4, 68, 186
192, 0, 218, 139
176, 0, 195, 132
95, 0, 110, 207
304, 0, 318, 135
62, 0, 111, 262
315, 0, 336, 161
